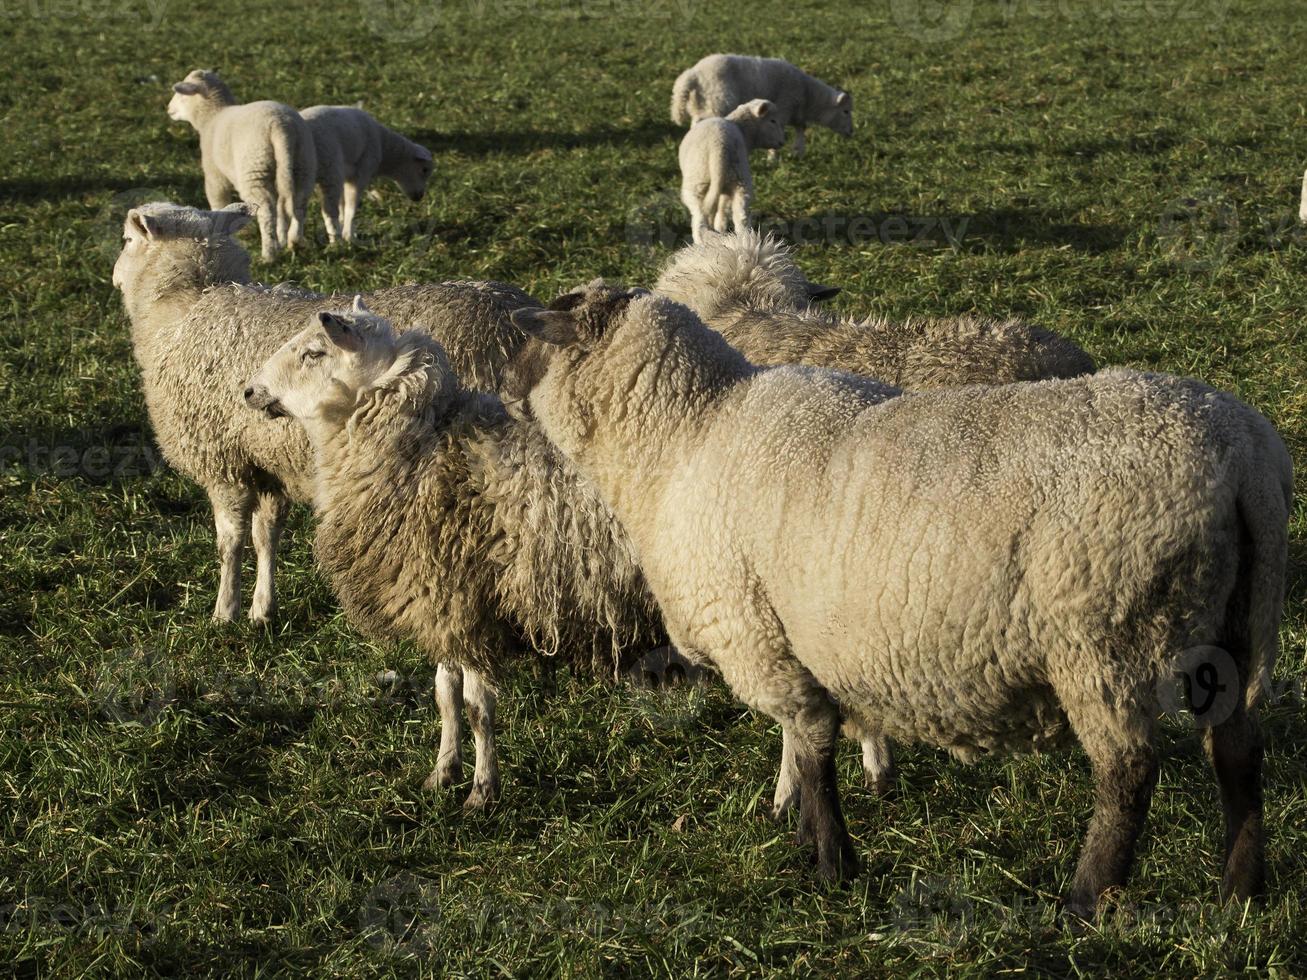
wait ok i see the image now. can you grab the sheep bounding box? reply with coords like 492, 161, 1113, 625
243, 303, 662, 807
652, 230, 1094, 809
507, 283, 1291, 915
167, 70, 317, 261
678, 100, 786, 243
111, 200, 539, 627
654, 230, 1097, 386
671, 54, 852, 158
300, 105, 434, 244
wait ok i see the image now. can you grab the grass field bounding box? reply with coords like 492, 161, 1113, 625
1, 0, 1305, 974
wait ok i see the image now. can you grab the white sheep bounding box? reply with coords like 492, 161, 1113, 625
509, 284, 1291, 915
112, 201, 537, 627
243, 303, 662, 806
300, 105, 433, 243
654, 230, 1094, 811
671, 54, 852, 157
678, 100, 786, 243
167, 70, 317, 261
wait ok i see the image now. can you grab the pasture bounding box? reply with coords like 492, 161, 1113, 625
1, 0, 1304, 974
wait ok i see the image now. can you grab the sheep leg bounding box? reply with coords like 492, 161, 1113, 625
208, 482, 254, 622
341, 182, 360, 243
704, 616, 857, 881
462, 668, 500, 810
249, 489, 289, 624
772, 728, 800, 818
1300, 168, 1307, 224
319, 181, 343, 245
1204, 698, 1265, 903
246, 190, 280, 261
791, 126, 807, 158
681, 184, 710, 244
204, 171, 235, 210
423, 663, 464, 791
860, 734, 896, 797
730, 183, 752, 235
1061, 691, 1158, 918
712, 193, 731, 234
274, 196, 291, 251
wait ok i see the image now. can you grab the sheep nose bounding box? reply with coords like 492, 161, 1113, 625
243, 386, 256, 402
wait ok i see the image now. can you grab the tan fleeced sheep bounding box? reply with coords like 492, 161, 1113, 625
507, 283, 1291, 916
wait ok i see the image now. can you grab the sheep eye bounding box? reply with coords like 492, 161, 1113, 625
302, 349, 325, 363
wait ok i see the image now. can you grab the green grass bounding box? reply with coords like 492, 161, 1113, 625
2, 0, 1305, 974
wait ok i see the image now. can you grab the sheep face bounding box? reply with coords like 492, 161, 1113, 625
395, 146, 434, 202
112, 202, 254, 291
727, 99, 786, 151
167, 69, 229, 124
245, 301, 398, 424
818, 90, 853, 136
506, 283, 650, 454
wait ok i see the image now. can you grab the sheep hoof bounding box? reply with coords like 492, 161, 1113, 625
422, 761, 461, 792
815, 836, 859, 884
462, 780, 499, 811
864, 769, 895, 798
1059, 890, 1098, 924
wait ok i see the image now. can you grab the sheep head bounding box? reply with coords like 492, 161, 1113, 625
167, 69, 235, 125
245, 299, 457, 435
113, 201, 254, 292
726, 99, 785, 151
820, 89, 853, 136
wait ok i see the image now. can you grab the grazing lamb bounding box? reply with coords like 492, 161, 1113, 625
112, 200, 538, 627
671, 54, 852, 157
678, 100, 785, 243
167, 70, 317, 261
300, 106, 434, 244
243, 303, 662, 806
655, 230, 1096, 386
508, 283, 1291, 916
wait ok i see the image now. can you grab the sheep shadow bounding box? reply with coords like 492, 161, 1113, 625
410, 121, 678, 157
0, 174, 200, 204
0, 421, 168, 488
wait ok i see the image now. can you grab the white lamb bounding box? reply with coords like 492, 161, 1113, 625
671, 54, 852, 157
508, 284, 1291, 916
678, 100, 785, 243
167, 70, 317, 261
300, 106, 433, 243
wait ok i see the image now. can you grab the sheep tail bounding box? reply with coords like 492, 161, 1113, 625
1234, 442, 1292, 709
271, 127, 298, 227
671, 68, 698, 125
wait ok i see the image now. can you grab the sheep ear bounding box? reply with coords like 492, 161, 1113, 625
212, 202, 255, 234
806, 283, 841, 302
318, 311, 365, 353
351, 294, 371, 315
836, 91, 851, 107
753, 100, 773, 118
172, 81, 202, 95
127, 208, 162, 240
511, 308, 581, 347
414, 145, 432, 162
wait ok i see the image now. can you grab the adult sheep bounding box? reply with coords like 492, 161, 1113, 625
671, 54, 852, 157
243, 302, 662, 806
506, 283, 1291, 916
654, 230, 1096, 386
